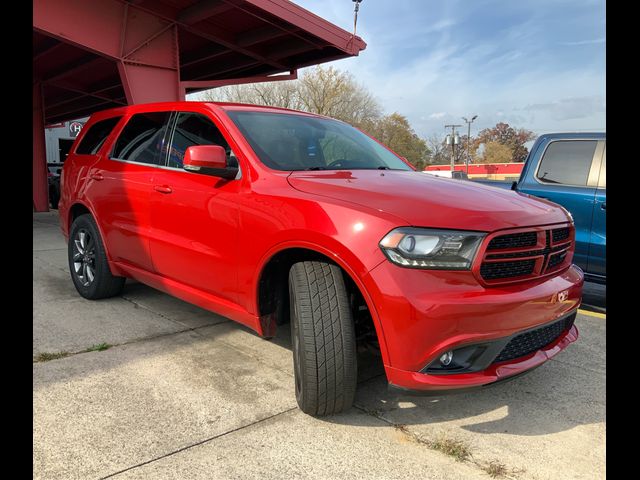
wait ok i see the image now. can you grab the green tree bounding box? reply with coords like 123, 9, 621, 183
478, 141, 513, 164
367, 113, 430, 169
472, 122, 536, 163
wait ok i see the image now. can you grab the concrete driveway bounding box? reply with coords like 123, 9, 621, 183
33, 212, 605, 480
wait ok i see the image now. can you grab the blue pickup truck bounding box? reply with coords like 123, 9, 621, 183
474, 132, 606, 284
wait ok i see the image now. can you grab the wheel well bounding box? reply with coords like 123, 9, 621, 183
69, 203, 91, 230
257, 248, 379, 352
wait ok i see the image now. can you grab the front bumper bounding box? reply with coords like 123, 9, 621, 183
362, 262, 583, 392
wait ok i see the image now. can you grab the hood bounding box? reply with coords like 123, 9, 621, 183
287, 170, 570, 232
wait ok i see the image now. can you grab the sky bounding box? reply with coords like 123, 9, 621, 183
292, 0, 606, 139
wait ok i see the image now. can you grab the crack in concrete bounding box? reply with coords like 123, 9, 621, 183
119, 294, 229, 332
33, 324, 216, 364
100, 407, 299, 479
353, 404, 524, 479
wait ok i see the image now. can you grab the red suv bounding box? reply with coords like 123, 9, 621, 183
58, 102, 583, 416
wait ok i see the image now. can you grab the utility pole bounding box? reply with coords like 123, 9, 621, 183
462, 115, 478, 174
445, 124, 462, 172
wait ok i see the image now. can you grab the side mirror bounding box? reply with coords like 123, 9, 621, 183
183, 145, 238, 180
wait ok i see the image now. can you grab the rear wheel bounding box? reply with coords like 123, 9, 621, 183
289, 261, 357, 416
68, 214, 125, 299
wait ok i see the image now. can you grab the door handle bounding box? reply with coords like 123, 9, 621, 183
89, 172, 104, 181
601, 202, 606, 210
154, 185, 173, 194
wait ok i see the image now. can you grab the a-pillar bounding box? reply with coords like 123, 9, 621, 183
33, 82, 49, 212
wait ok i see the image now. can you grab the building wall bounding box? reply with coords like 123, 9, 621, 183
425, 162, 524, 180
44, 117, 88, 163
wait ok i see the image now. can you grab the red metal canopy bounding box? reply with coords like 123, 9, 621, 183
33, 0, 366, 124
32, 0, 366, 211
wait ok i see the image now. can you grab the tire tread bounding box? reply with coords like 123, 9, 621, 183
289, 261, 357, 416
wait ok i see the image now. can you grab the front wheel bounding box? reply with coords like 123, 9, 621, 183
289, 261, 357, 416
68, 214, 125, 300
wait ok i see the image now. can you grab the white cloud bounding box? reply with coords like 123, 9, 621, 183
522, 96, 605, 121
289, 0, 606, 137
560, 38, 606, 46
426, 19, 457, 33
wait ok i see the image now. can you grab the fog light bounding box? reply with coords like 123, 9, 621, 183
439, 351, 453, 366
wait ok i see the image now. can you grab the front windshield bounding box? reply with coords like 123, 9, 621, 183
226, 110, 413, 172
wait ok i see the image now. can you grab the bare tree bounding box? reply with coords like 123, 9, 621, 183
426, 134, 448, 165
198, 66, 380, 128
296, 66, 380, 127
199, 80, 301, 110
198, 65, 432, 167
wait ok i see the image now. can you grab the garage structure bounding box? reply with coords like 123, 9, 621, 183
33, 0, 367, 211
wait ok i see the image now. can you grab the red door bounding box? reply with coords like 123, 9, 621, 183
149, 110, 242, 304
88, 111, 172, 272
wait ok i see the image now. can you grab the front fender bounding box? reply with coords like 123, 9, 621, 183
253, 238, 391, 366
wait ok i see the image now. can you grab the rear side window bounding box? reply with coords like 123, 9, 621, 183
536, 140, 597, 186
167, 112, 231, 169
75, 116, 122, 155
112, 112, 172, 165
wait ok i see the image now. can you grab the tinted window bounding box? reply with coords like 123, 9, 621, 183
76, 116, 122, 155
112, 112, 171, 165
536, 140, 597, 186
168, 112, 232, 169
227, 111, 412, 171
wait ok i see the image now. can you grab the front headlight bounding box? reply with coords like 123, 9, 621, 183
379, 228, 486, 270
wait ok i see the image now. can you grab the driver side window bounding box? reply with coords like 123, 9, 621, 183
168, 112, 236, 169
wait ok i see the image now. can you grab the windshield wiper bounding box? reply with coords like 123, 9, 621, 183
305, 166, 325, 171
377, 166, 391, 170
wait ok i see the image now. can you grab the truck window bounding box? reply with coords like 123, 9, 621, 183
167, 112, 233, 169
536, 140, 597, 186
111, 112, 172, 165
75, 116, 122, 155
227, 110, 412, 171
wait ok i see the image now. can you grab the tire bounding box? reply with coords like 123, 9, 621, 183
68, 214, 125, 300
289, 261, 357, 416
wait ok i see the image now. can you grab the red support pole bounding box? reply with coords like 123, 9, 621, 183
117, 20, 181, 104
33, 82, 49, 212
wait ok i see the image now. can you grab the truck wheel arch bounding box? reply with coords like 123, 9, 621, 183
67, 201, 121, 275
254, 241, 391, 366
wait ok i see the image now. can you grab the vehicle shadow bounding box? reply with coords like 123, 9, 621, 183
270, 315, 604, 437
34, 267, 604, 439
